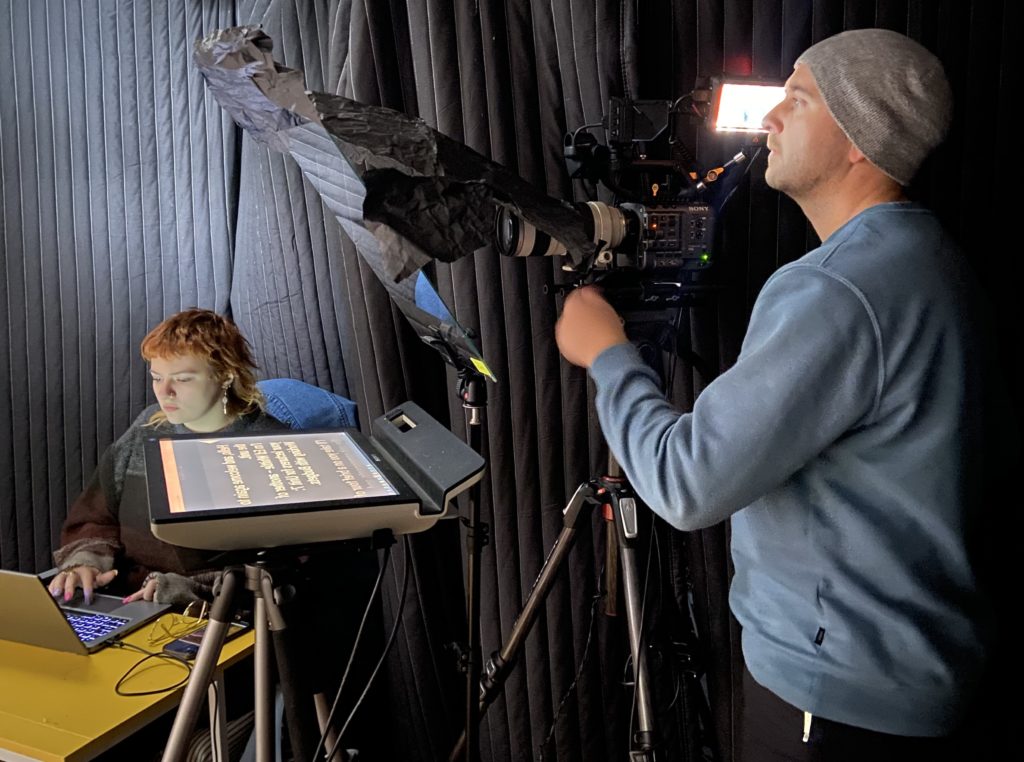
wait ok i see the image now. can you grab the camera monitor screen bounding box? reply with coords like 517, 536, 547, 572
711, 81, 786, 133
146, 429, 431, 551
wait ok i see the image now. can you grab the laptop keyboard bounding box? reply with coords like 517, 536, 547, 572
64, 612, 129, 644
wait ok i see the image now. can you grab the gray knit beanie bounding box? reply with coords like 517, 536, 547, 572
795, 28, 952, 186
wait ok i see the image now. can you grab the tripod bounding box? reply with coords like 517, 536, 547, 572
449, 453, 658, 761
162, 558, 340, 762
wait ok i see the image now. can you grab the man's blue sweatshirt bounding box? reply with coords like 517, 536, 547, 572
589, 202, 994, 736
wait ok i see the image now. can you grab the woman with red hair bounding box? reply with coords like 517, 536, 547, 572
49, 308, 285, 605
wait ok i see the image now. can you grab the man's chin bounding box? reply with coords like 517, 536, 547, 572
763, 169, 790, 195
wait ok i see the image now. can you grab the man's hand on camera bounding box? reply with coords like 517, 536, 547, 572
555, 286, 628, 368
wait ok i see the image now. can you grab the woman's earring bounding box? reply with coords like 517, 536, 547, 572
221, 376, 233, 416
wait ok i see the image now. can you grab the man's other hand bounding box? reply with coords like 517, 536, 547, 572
555, 286, 628, 368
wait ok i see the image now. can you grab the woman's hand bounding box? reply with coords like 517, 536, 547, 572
122, 572, 163, 603
122, 571, 202, 606
49, 566, 118, 604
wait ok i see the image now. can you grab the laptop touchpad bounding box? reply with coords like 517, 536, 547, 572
62, 592, 125, 614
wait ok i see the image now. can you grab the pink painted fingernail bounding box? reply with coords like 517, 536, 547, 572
122, 596, 131, 603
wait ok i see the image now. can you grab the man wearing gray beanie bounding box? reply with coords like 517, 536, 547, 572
762, 28, 952, 234
557, 28, 995, 760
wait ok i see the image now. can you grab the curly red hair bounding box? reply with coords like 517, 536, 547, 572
140, 308, 263, 422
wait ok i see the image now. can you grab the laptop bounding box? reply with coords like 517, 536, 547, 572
0, 570, 171, 655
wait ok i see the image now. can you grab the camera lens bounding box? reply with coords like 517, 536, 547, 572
495, 208, 518, 256
493, 207, 566, 257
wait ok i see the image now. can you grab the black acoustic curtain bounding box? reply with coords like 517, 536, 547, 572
228, 4, 648, 760
2, 1, 1018, 761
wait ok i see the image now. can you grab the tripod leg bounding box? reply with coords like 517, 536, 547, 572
253, 589, 275, 762
449, 482, 597, 762
256, 567, 322, 762
314, 692, 341, 755
162, 567, 244, 762
614, 492, 658, 758
604, 507, 620, 617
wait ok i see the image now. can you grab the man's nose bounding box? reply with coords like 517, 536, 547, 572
156, 380, 173, 398
762, 103, 782, 133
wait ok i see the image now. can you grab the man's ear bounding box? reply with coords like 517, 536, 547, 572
847, 141, 868, 166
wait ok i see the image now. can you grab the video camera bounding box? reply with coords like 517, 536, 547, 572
494, 78, 784, 305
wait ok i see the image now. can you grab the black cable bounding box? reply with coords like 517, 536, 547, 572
580, 178, 601, 202
671, 92, 696, 110
327, 535, 412, 761
648, 524, 679, 713
111, 640, 192, 696
209, 679, 222, 752
652, 518, 665, 617
311, 543, 394, 762
696, 144, 764, 219
665, 305, 684, 401
537, 565, 606, 762
664, 662, 683, 712
572, 121, 603, 144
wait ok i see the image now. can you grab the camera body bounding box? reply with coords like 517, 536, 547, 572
495, 96, 720, 305
494, 81, 783, 307
606, 202, 715, 274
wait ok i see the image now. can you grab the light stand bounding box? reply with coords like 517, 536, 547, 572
457, 370, 488, 762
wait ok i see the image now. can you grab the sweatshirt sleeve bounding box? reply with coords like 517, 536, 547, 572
53, 442, 123, 569
589, 265, 882, 530
53, 409, 153, 569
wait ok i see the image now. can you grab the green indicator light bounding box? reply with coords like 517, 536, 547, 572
701, 252, 710, 262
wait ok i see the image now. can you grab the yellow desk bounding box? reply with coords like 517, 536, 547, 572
0, 615, 254, 762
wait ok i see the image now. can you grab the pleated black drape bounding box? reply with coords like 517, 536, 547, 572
226, 4, 645, 759
2, 1, 1019, 761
